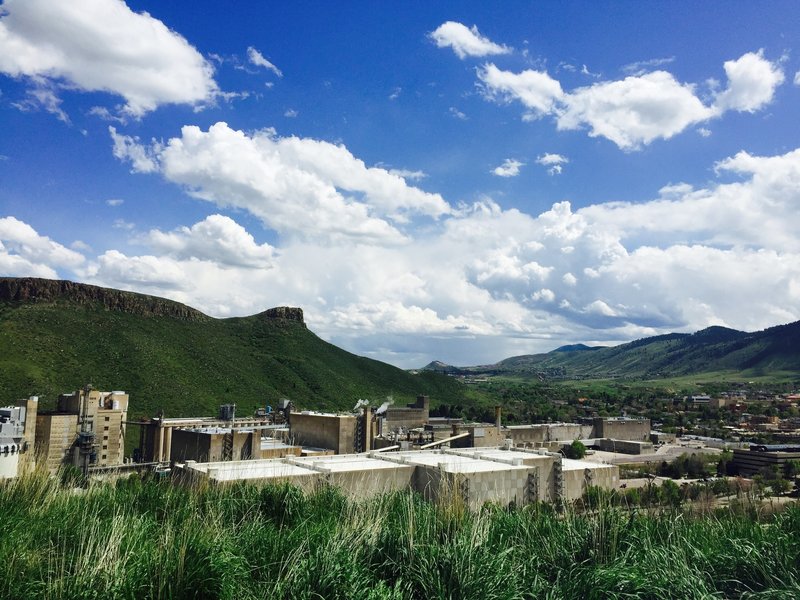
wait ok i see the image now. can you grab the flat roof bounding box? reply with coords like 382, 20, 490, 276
188, 459, 318, 481
392, 450, 529, 473
562, 458, 615, 471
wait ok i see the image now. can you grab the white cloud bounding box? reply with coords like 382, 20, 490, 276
13, 142, 800, 367
536, 153, 568, 175
478, 63, 563, 117
795, 71, 800, 86
476, 51, 784, 150
557, 71, 713, 150
388, 168, 427, 181
449, 107, 467, 120
145, 215, 275, 268
284, 108, 298, 118
712, 50, 784, 114
106, 198, 124, 207
247, 46, 282, 77
492, 158, 524, 177
697, 127, 712, 137
0, 216, 84, 277
109, 127, 159, 173
389, 87, 402, 100
0, 0, 219, 117
622, 56, 675, 76
110, 122, 451, 243
429, 22, 510, 59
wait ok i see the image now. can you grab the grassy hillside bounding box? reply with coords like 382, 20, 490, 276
438, 322, 800, 381
0, 278, 465, 418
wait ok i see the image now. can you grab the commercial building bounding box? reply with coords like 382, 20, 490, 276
731, 445, 800, 477
35, 388, 128, 474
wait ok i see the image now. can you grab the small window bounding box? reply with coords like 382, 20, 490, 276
104, 416, 110, 422
101, 454, 107, 460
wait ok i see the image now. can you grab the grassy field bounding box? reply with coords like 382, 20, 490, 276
2, 469, 799, 599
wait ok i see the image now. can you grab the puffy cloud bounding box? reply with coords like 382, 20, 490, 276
0, 216, 85, 277
475, 51, 784, 150
557, 71, 713, 149
247, 46, 282, 77
478, 63, 563, 116
0, 0, 218, 117
109, 127, 158, 172
536, 153, 568, 175
429, 22, 510, 59
712, 50, 784, 114
14, 145, 800, 367
110, 122, 451, 243
492, 158, 524, 177
145, 215, 275, 268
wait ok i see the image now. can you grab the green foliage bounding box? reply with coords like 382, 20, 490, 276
2, 472, 800, 599
563, 439, 587, 459
0, 297, 465, 422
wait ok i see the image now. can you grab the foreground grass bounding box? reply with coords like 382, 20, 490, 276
1, 471, 799, 599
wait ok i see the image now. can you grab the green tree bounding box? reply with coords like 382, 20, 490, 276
564, 439, 587, 459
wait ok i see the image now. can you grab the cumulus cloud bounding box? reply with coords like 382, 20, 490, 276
429, 22, 510, 59
145, 215, 275, 268
557, 71, 713, 149
109, 127, 159, 173
0, 0, 218, 117
474, 51, 784, 150
536, 153, 568, 175
712, 50, 784, 114
13, 144, 800, 367
479, 63, 564, 117
247, 46, 282, 77
0, 216, 85, 277
492, 158, 524, 177
110, 122, 451, 243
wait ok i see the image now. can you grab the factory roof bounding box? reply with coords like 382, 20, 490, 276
189, 460, 318, 482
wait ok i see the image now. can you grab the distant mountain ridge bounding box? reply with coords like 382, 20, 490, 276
0, 278, 463, 418
422, 322, 800, 380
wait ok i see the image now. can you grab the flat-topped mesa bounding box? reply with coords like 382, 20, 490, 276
0, 277, 209, 321
261, 306, 305, 326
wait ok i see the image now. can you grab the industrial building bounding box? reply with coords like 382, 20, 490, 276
137, 404, 295, 463
35, 388, 128, 474
175, 446, 619, 508
0, 397, 38, 479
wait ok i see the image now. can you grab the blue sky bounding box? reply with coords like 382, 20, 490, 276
1, 1, 799, 368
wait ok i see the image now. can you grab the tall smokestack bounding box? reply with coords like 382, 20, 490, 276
495, 406, 502, 431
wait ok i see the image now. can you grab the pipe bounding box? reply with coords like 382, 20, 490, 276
419, 432, 470, 449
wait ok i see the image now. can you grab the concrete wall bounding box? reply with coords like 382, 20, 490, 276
0, 452, 20, 479
451, 426, 505, 448
596, 439, 654, 455
35, 413, 77, 474
593, 418, 650, 442
171, 429, 254, 463
562, 462, 619, 502
383, 395, 430, 431
290, 413, 357, 454
505, 423, 592, 446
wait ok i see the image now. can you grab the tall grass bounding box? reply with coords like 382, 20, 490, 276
0, 470, 798, 599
